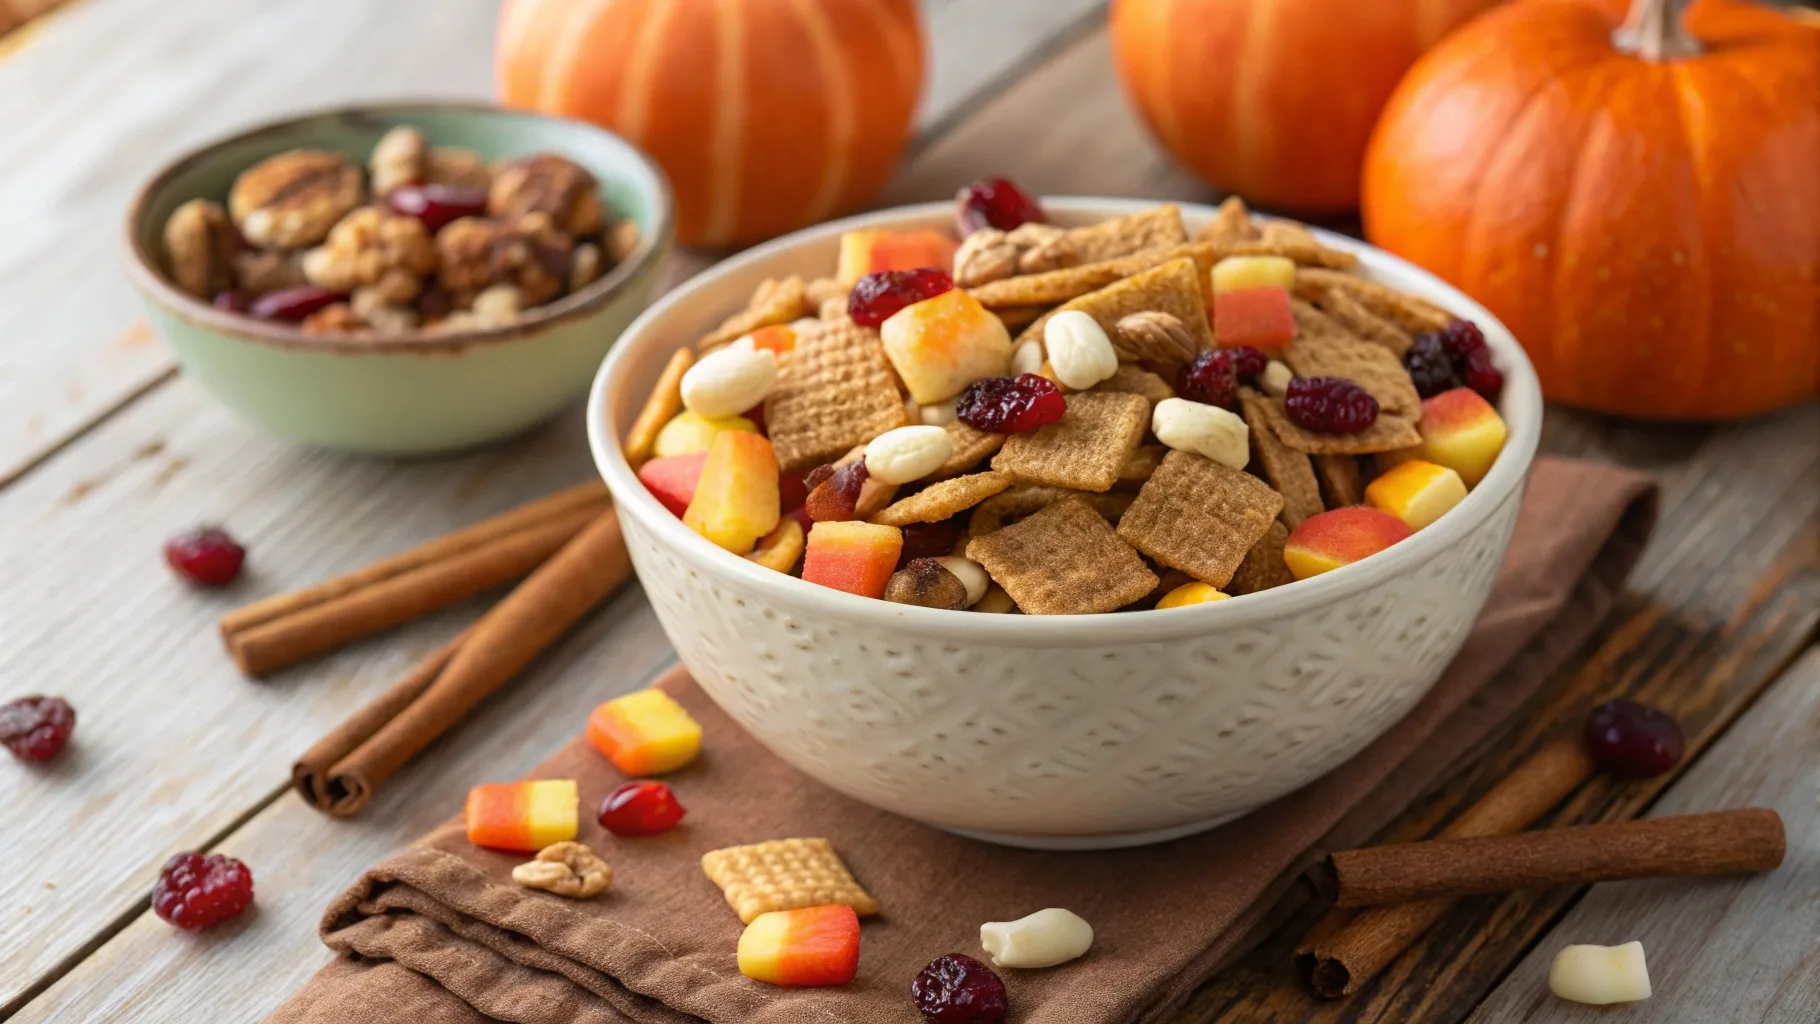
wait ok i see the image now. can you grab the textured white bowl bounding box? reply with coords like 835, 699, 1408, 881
588, 199, 1542, 849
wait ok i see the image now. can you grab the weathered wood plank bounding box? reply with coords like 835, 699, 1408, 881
8, 609, 676, 1024
0, 0, 1100, 488
1465, 645, 1820, 1023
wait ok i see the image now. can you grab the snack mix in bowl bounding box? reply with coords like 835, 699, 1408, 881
158, 126, 641, 336
624, 178, 1511, 614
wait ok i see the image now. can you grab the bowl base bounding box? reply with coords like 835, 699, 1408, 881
933, 809, 1247, 851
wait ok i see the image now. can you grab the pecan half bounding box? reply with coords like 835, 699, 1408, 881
1114, 311, 1199, 377
300, 207, 436, 303
436, 213, 573, 307
369, 126, 428, 197
489, 154, 604, 237
161, 199, 242, 299
952, 229, 1018, 288
228, 149, 365, 250
511, 841, 611, 899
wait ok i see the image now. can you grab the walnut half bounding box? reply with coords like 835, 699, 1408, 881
511, 841, 611, 899
301, 207, 436, 304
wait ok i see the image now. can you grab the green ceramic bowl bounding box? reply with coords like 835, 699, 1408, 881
125, 103, 674, 455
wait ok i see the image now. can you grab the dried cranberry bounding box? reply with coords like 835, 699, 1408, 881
250, 286, 347, 323
387, 183, 490, 233
955, 374, 1065, 433
211, 291, 250, 314
954, 176, 1045, 236
1584, 700, 1685, 779
1285, 377, 1379, 434
803, 463, 838, 491
805, 461, 869, 522
1224, 345, 1270, 382
1177, 347, 1266, 409
1440, 319, 1489, 359
912, 953, 1008, 1024
597, 780, 687, 836
778, 470, 809, 517
848, 268, 954, 328
153, 852, 254, 930
1462, 347, 1505, 403
899, 519, 964, 565
1404, 333, 1461, 398
0, 696, 75, 763
164, 526, 246, 586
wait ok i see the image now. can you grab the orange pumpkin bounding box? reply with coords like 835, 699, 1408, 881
1364, 0, 1819, 421
497, 0, 925, 248
1109, 0, 1504, 213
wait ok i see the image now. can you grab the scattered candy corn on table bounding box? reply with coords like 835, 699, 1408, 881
1, 1, 1817, 1022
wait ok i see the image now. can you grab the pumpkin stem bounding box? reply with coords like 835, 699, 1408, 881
1614, 0, 1702, 61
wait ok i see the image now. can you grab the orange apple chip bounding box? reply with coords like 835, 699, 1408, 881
966, 496, 1158, 615
764, 319, 910, 473
993, 391, 1150, 492
1117, 450, 1284, 587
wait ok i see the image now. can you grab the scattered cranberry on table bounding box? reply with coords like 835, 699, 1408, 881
954, 176, 1045, 236
956, 374, 1065, 434
1584, 699, 1685, 779
385, 183, 490, 233
597, 780, 688, 836
152, 852, 254, 930
248, 285, 348, 323
163, 526, 247, 587
912, 953, 1009, 1024
1284, 376, 1379, 434
848, 268, 955, 328
0, 696, 76, 763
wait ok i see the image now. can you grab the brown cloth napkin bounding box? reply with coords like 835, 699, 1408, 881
268, 457, 1657, 1024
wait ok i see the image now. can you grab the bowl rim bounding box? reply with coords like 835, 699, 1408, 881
587, 197, 1543, 646
122, 100, 676, 356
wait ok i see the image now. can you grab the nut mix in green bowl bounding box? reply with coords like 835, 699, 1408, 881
126, 104, 673, 455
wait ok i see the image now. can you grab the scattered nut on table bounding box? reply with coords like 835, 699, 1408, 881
511, 841, 612, 899
1548, 941, 1651, 1005
979, 908, 1094, 968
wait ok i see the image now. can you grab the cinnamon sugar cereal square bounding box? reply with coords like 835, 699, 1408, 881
1195, 196, 1261, 246
698, 276, 812, 349
931, 419, 1007, 479
1286, 300, 1420, 417
1313, 288, 1414, 357
965, 496, 1158, 615
701, 838, 878, 924
1293, 268, 1452, 334
1117, 450, 1283, 587
1018, 204, 1189, 273
1255, 394, 1421, 455
870, 472, 1011, 526
1313, 453, 1365, 508
1093, 364, 1175, 407
968, 243, 1214, 310
992, 391, 1149, 492
1226, 520, 1295, 595
1018, 257, 1214, 354
968, 485, 1133, 537
1237, 389, 1322, 529
764, 319, 910, 472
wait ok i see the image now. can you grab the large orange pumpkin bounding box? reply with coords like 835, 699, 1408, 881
498, 0, 925, 248
1109, 0, 1505, 213
1364, 0, 1819, 421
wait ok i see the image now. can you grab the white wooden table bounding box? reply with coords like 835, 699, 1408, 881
1, 2, 1815, 1021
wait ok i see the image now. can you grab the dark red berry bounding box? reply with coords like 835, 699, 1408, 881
778, 470, 809, 518
1177, 347, 1265, 409
899, 519, 964, 566
597, 780, 687, 836
956, 374, 1065, 433
848, 268, 954, 328
1461, 347, 1505, 403
164, 527, 246, 586
805, 461, 870, 522
1224, 345, 1270, 382
211, 291, 250, 314
1404, 333, 1462, 398
912, 953, 1008, 1024
386, 183, 489, 233
1285, 376, 1379, 434
954, 176, 1045, 236
250, 286, 347, 323
152, 852, 254, 930
1584, 699, 1685, 779
0, 696, 75, 763
803, 462, 838, 491
1439, 319, 1488, 359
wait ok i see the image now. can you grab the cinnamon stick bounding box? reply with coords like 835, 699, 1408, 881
223, 487, 608, 676
292, 507, 632, 817
1299, 736, 1594, 997
1327, 808, 1785, 909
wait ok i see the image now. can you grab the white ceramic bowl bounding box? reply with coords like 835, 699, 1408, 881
588, 199, 1541, 849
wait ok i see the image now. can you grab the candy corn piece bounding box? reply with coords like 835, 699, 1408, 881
802, 521, 903, 599
738, 905, 861, 987
1156, 582, 1230, 609
1212, 286, 1295, 351
465, 779, 578, 852
683, 430, 781, 554
638, 451, 710, 517
836, 228, 957, 286
587, 689, 703, 776
1365, 459, 1468, 532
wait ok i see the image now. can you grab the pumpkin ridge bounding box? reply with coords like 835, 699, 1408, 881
788, 0, 855, 225
614, 0, 675, 138
705, 0, 748, 244
1662, 61, 1716, 405
1228, 0, 1276, 194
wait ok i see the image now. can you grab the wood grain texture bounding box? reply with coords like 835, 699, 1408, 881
1466, 646, 1820, 1023
0, 0, 1100, 487
9, 606, 676, 1024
